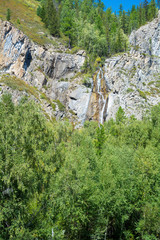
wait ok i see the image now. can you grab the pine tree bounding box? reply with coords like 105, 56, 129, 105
121, 10, 127, 33
138, 3, 143, 27
95, 14, 104, 34
128, 5, 138, 33
106, 24, 110, 56
119, 4, 123, 17
143, 0, 149, 21
148, 0, 157, 20
45, 0, 59, 36
6, 8, 11, 21
37, 5, 46, 23
60, 0, 75, 47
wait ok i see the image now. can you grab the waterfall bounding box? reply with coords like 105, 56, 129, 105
86, 67, 109, 124
96, 68, 107, 124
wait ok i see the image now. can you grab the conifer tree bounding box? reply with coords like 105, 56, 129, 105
60, 0, 75, 47
138, 4, 143, 27
45, 0, 59, 36
121, 10, 127, 33
37, 4, 46, 22
143, 0, 149, 21
148, 0, 157, 20
6, 8, 11, 21
119, 4, 123, 17
106, 24, 110, 56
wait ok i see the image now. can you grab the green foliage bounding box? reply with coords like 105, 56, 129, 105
60, 0, 75, 47
127, 88, 134, 93
95, 124, 105, 156
1, 95, 160, 239
0, 96, 54, 239
0, 74, 39, 99
53, 99, 65, 111
36, 0, 158, 57
81, 58, 90, 73
138, 89, 148, 100
46, 0, 59, 36
82, 74, 92, 88
16, 18, 20, 24
116, 106, 126, 124
6, 8, 11, 21
148, 0, 157, 20
38, 0, 59, 36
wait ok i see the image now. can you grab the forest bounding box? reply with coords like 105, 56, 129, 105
1, 0, 160, 239
0, 94, 160, 239
37, 0, 159, 58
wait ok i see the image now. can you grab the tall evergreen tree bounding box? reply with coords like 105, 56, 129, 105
121, 10, 127, 33
6, 8, 11, 21
45, 0, 59, 36
60, 0, 75, 47
119, 4, 123, 17
143, 0, 149, 21
148, 0, 157, 20
138, 4, 143, 27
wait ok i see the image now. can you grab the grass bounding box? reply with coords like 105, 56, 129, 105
155, 81, 160, 88
148, 81, 155, 86
0, 73, 57, 111
148, 80, 160, 89
71, 72, 83, 81
69, 109, 76, 115
0, 0, 57, 45
53, 99, 65, 111
130, 66, 137, 79
0, 74, 39, 98
137, 89, 151, 100
40, 93, 56, 111
150, 87, 160, 94
138, 89, 147, 100
127, 88, 134, 93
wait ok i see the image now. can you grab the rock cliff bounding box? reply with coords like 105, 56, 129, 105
0, 19, 91, 124
104, 12, 160, 120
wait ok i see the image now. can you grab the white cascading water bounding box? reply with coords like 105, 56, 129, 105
96, 68, 107, 124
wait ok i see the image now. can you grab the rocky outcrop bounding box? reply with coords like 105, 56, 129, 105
0, 20, 30, 77
129, 11, 160, 56
0, 19, 91, 124
104, 12, 160, 121
0, 20, 85, 81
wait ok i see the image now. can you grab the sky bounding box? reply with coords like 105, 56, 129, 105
102, 0, 142, 12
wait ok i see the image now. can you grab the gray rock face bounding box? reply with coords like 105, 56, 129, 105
69, 86, 91, 123
0, 20, 90, 124
0, 20, 30, 77
0, 20, 85, 81
105, 11, 160, 120
130, 12, 160, 56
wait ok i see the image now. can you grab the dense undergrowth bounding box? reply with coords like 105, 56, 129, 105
0, 94, 160, 240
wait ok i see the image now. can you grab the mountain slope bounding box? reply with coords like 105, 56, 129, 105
0, 19, 89, 124
0, 0, 57, 45
1, 12, 160, 125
